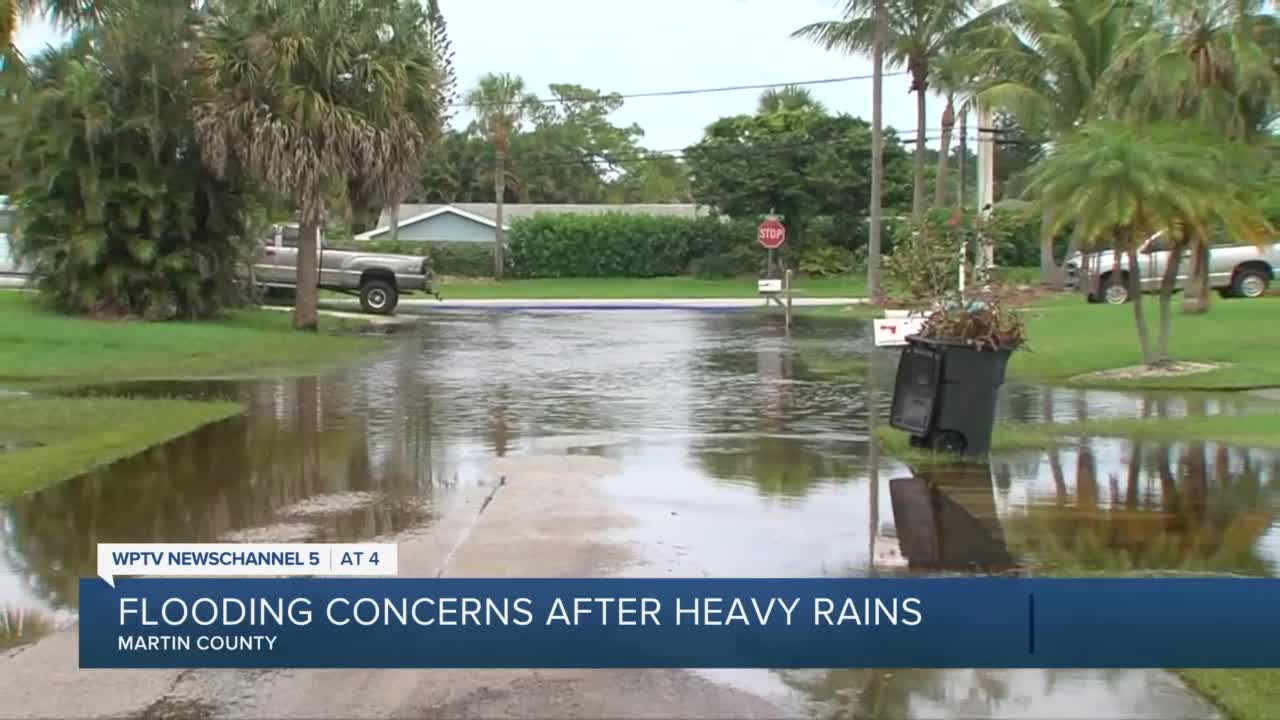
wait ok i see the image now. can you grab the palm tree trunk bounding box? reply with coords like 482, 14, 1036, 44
389, 202, 400, 244
1040, 207, 1060, 284
1182, 239, 1210, 314
295, 215, 320, 332
1156, 237, 1186, 363
1124, 242, 1155, 366
1048, 225, 1083, 290
934, 94, 955, 208
911, 82, 927, 221
493, 135, 506, 279
867, 0, 885, 302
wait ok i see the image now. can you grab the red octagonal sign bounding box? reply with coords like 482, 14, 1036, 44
757, 216, 786, 250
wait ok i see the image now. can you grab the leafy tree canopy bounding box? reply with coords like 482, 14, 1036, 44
682, 106, 913, 247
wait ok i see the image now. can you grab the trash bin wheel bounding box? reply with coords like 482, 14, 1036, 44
931, 431, 966, 455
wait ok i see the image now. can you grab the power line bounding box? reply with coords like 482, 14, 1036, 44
513, 135, 957, 170
486, 127, 1039, 170
452, 71, 909, 109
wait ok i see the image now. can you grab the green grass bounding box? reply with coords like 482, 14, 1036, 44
0, 397, 242, 498
876, 413, 1280, 466
432, 276, 867, 299
0, 292, 377, 385
1177, 670, 1280, 720
1011, 296, 1280, 390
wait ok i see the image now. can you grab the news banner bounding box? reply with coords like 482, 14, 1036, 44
82, 542, 1280, 669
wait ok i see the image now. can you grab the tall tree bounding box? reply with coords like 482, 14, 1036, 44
757, 85, 828, 114
1099, 0, 1280, 313
465, 73, 537, 279
195, 0, 451, 330
5, 0, 250, 318
1027, 121, 1272, 367
683, 109, 912, 254
794, 0, 976, 222
0, 0, 112, 87
962, 0, 1135, 285
930, 53, 973, 207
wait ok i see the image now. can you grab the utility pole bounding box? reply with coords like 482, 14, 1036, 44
958, 106, 968, 211
975, 0, 997, 282
867, 0, 886, 303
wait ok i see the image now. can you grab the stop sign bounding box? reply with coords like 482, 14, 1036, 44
757, 217, 786, 249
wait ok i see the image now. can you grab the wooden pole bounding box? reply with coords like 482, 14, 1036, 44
784, 269, 793, 330
867, 0, 885, 303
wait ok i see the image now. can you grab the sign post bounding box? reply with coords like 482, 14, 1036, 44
756, 215, 791, 327
757, 215, 786, 277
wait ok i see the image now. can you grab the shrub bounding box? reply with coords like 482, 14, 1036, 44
884, 209, 969, 305
687, 244, 763, 278
988, 201, 1071, 268
797, 244, 858, 277
508, 213, 756, 278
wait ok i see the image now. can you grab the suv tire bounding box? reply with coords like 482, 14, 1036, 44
1101, 275, 1130, 304
1231, 268, 1270, 299
360, 278, 399, 315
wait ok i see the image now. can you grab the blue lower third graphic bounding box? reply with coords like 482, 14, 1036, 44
79, 578, 1280, 669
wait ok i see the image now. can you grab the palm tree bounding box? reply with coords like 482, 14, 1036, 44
930, 54, 973, 207
1026, 121, 1272, 367
1098, 0, 1280, 313
465, 72, 537, 279
0, 0, 112, 87
5, 1, 253, 318
757, 85, 827, 114
194, 0, 450, 330
794, 0, 976, 222
961, 0, 1136, 285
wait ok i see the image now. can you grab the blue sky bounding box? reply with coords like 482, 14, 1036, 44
16, 0, 931, 150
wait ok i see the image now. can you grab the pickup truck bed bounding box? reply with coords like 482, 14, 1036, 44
253, 224, 433, 314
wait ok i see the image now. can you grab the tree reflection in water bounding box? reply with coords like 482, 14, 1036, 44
999, 439, 1276, 576
0, 372, 450, 612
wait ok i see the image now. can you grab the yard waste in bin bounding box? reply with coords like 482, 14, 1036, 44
889, 335, 1012, 458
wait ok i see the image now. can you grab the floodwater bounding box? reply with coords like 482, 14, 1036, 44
2, 309, 1278, 716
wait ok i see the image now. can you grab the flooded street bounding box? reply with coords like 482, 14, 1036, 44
2, 309, 1278, 717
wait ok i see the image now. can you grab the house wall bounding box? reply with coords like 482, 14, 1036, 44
388, 212, 496, 243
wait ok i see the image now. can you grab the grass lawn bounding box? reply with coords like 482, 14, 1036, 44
1177, 669, 1280, 720
0, 397, 242, 498
1011, 296, 1280, 390
0, 292, 377, 385
432, 276, 867, 299
876, 413, 1280, 466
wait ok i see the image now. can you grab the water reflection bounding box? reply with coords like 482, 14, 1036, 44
888, 466, 1016, 574
997, 439, 1278, 576
0, 307, 1275, 696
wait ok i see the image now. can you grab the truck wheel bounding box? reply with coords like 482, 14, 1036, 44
359, 279, 398, 315
1232, 268, 1269, 299
1101, 275, 1130, 305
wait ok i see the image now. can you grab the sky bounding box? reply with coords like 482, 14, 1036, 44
15, 0, 945, 150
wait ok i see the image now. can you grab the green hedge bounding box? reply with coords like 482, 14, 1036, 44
508, 213, 757, 278
326, 239, 496, 276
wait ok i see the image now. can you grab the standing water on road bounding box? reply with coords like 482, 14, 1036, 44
2, 309, 1277, 716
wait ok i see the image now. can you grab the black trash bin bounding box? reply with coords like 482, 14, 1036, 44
888, 335, 1012, 458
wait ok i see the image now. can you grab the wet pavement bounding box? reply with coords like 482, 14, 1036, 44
2, 309, 1277, 717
